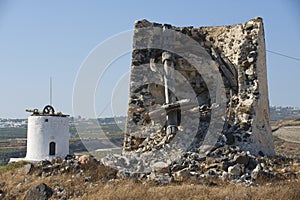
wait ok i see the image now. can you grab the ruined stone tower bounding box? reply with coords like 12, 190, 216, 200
124, 18, 275, 157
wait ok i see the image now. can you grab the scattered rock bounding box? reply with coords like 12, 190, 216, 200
16, 182, 23, 188
151, 162, 169, 173
251, 164, 262, 180
221, 171, 230, 181
205, 163, 221, 170
148, 172, 172, 184
173, 168, 190, 181
233, 153, 249, 165
78, 155, 92, 165
247, 157, 257, 170
53, 186, 66, 199
228, 164, 243, 176
22, 163, 33, 175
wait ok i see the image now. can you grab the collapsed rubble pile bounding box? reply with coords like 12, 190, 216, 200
1, 153, 299, 199
101, 146, 300, 185
9, 152, 300, 188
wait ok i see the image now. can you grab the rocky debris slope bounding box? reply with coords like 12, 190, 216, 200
0, 150, 299, 199
0, 155, 116, 199
101, 145, 300, 186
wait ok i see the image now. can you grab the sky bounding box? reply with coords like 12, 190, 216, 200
0, 0, 299, 118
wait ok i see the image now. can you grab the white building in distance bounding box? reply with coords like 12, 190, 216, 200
10, 105, 69, 162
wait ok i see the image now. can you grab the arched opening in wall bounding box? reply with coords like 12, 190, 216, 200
49, 142, 56, 156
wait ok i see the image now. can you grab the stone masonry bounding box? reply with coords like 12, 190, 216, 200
124, 18, 275, 157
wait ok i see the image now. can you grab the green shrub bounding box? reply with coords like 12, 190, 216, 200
0, 161, 29, 175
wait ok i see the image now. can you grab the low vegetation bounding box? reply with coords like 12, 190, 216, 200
0, 160, 29, 175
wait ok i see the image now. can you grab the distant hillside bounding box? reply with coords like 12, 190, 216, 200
270, 106, 300, 123
1, 106, 300, 127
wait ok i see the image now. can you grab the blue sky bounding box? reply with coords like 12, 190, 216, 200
0, 0, 299, 118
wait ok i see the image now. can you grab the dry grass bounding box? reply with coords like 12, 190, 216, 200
1, 164, 299, 200
0, 163, 118, 199
82, 179, 300, 200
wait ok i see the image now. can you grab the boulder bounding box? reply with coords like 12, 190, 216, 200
251, 164, 262, 180
151, 161, 169, 173
78, 155, 90, 164
228, 164, 242, 176
173, 168, 190, 181
18, 163, 33, 175
148, 172, 173, 184
24, 183, 53, 200
233, 153, 249, 165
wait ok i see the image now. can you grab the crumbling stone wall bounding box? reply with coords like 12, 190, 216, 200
124, 18, 275, 156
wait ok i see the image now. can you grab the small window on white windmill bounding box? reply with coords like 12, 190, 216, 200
45, 119, 48, 122
49, 142, 56, 155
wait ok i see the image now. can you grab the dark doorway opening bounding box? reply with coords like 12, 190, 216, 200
49, 142, 56, 156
